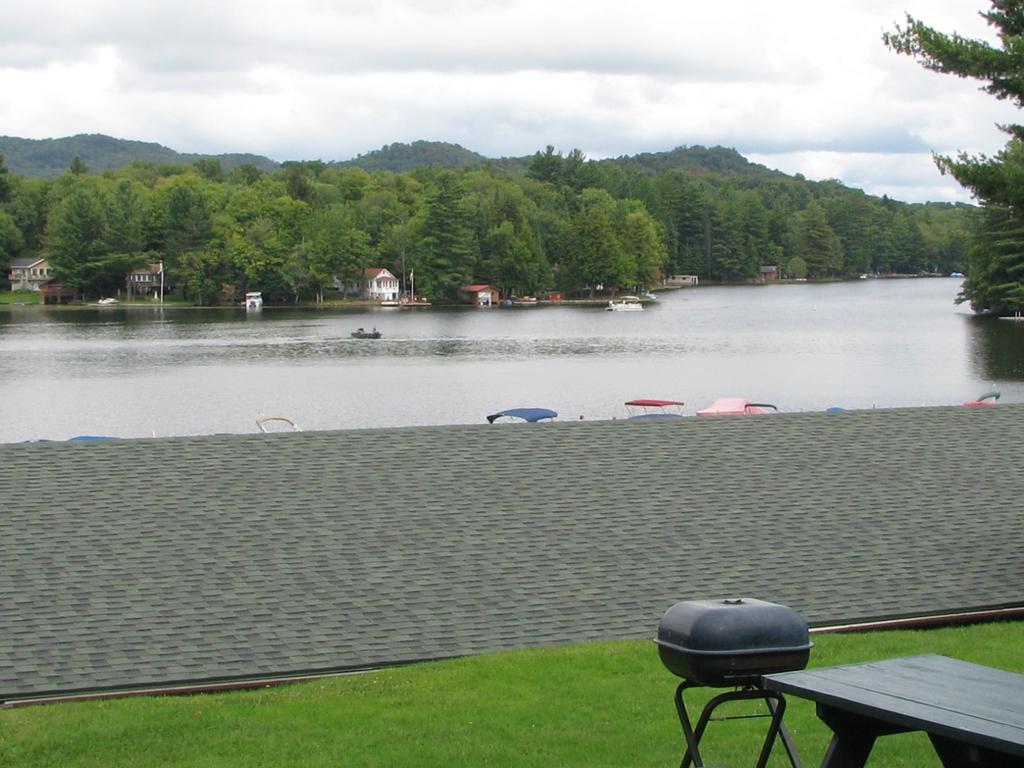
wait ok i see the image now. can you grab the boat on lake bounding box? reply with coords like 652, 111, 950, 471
245, 292, 263, 310
399, 296, 431, 307
625, 399, 685, 419
351, 327, 382, 339
486, 407, 558, 423
606, 295, 643, 311
256, 414, 302, 433
963, 391, 1000, 406
510, 296, 538, 306
696, 398, 778, 416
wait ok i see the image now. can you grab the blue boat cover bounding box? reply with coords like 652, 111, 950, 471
486, 408, 558, 423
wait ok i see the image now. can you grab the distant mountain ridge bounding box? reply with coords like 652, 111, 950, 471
0, 134, 280, 178
0, 133, 784, 183
336, 140, 495, 171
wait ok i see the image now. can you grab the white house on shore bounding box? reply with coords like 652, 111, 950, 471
334, 268, 400, 302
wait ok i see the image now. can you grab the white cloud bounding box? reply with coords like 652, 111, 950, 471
747, 150, 974, 203
1, 0, 1020, 201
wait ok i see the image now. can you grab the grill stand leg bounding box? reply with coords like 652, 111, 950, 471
674, 681, 802, 768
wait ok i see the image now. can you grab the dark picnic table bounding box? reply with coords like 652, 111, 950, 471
763, 654, 1024, 767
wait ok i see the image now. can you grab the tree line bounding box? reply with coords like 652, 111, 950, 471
0, 145, 975, 305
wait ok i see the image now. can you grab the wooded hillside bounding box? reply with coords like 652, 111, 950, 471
0, 139, 976, 305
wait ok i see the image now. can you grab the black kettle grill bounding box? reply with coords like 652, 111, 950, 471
655, 598, 812, 768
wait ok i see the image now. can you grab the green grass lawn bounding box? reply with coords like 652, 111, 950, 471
0, 290, 39, 304
1, 622, 1021, 767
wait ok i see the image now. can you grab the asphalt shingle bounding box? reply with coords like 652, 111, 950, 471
2, 404, 1023, 700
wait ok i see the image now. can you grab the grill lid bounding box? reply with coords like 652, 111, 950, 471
655, 598, 812, 685
657, 598, 811, 656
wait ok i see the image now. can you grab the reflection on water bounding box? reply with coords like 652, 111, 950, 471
1, 279, 1022, 442
967, 317, 1024, 381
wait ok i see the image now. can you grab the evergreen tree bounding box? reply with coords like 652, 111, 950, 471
561, 189, 630, 295
46, 180, 108, 293
163, 180, 213, 261
824, 193, 874, 276
962, 205, 1024, 313
106, 179, 147, 257
708, 193, 750, 281
0, 210, 22, 274
794, 200, 842, 278
416, 171, 475, 300
649, 172, 707, 276
0, 152, 11, 204
526, 146, 563, 185
885, 1, 1024, 312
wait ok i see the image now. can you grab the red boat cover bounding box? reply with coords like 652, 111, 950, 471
625, 399, 685, 407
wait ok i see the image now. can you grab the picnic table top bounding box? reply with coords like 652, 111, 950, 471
764, 654, 1024, 757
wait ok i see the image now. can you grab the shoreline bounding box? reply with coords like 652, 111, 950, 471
0, 273, 961, 311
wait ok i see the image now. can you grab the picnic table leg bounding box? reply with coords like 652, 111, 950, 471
815, 705, 908, 768
928, 734, 1024, 767
818, 731, 875, 768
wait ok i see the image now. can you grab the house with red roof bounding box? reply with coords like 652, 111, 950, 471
461, 284, 500, 306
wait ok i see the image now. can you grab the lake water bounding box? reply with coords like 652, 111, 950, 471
1, 278, 1022, 443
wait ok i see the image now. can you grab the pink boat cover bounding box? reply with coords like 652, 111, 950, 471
697, 398, 771, 416
625, 399, 685, 407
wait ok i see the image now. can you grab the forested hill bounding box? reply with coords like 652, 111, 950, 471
1, 134, 782, 184
0, 134, 279, 178
336, 141, 495, 171
0, 132, 977, 306
620, 145, 784, 179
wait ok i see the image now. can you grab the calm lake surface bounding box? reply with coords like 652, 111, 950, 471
1, 278, 1022, 443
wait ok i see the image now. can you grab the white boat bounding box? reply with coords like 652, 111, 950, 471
256, 414, 301, 433
606, 295, 643, 311
245, 292, 263, 310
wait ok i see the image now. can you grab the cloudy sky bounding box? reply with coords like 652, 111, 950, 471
2, 0, 1019, 203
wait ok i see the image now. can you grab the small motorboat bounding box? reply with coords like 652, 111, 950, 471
351, 327, 383, 339
510, 296, 538, 306
625, 399, 685, 419
606, 295, 643, 311
245, 291, 263, 310
696, 398, 778, 416
486, 408, 558, 424
964, 391, 1001, 406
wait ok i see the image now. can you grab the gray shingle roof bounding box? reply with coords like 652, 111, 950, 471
7, 257, 44, 269
2, 405, 1023, 701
